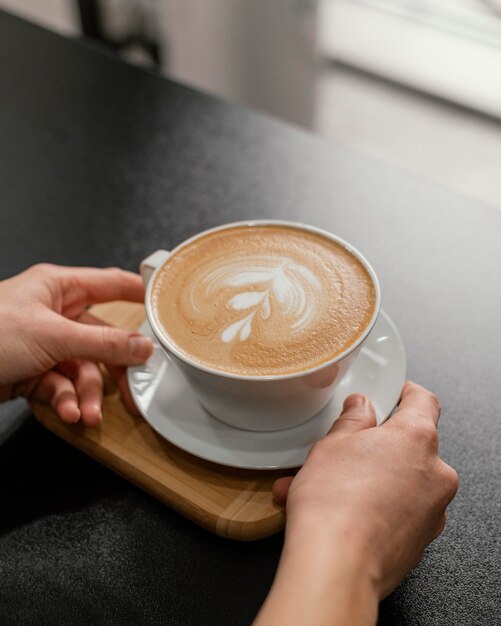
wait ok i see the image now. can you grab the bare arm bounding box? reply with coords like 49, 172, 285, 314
254, 383, 458, 626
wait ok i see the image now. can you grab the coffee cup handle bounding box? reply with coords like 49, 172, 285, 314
140, 249, 171, 286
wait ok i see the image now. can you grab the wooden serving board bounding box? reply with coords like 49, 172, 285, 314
31, 302, 290, 541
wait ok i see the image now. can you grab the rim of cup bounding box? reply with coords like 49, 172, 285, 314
145, 219, 381, 382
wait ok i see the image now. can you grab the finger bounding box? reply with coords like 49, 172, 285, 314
328, 394, 377, 439
272, 476, 295, 507
77, 311, 143, 415
106, 364, 141, 416
390, 381, 441, 427
54, 315, 153, 367
62, 267, 145, 306
78, 312, 142, 415
77, 310, 114, 327
32, 370, 81, 423
439, 462, 459, 507
57, 360, 103, 427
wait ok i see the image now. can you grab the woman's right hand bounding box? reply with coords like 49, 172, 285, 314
255, 382, 458, 626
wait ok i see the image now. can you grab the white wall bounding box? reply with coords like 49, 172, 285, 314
160, 0, 319, 128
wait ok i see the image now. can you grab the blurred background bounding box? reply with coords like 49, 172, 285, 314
2, 0, 500, 209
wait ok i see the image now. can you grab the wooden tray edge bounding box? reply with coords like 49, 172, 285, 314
32, 403, 286, 542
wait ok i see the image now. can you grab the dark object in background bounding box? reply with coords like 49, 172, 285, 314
77, 0, 162, 67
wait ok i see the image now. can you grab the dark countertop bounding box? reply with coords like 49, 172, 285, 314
1, 9, 500, 626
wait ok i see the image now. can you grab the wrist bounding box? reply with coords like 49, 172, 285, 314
255, 515, 379, 626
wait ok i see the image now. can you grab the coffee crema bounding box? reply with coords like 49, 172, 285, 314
151, 225, 376, 376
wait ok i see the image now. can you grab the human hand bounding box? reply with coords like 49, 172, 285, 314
255, 382, 458, 626
0, 264, 153, 426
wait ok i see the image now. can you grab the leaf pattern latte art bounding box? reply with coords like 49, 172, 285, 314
200, 256, 322, 343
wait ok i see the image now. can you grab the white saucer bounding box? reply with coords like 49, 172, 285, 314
127, 310, 406, 470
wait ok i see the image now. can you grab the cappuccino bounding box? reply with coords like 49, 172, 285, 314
151, 224, 376, 376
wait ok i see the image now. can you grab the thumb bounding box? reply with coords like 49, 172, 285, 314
328, 394, 377, 440
272, 476, 295, 507
55, 318, 154, 366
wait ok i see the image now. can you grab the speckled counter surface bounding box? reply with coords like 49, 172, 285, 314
0, 9, 499, 625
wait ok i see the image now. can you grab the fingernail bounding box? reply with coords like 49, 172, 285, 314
70, 408, 81, 423
344, 394, 366, 410
129, 335, 153, 359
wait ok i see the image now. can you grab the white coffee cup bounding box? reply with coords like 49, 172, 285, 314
140, 220, 381, 431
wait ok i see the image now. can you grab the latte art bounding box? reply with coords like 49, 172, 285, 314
151, 225, 376, 376
197, 256, 322, 344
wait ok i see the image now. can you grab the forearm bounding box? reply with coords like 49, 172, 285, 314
254, 517, 379, 626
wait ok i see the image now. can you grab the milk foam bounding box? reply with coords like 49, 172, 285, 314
195, 256, 322, 344
151, 225, 376, 376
